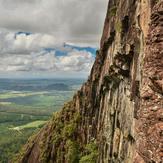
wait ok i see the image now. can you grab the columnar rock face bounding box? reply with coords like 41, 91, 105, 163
14, 0, 163, 163
135, 2, 163, 162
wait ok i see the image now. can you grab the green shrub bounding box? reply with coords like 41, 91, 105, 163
73, 112, 82, 123
62, 123, 77, 137
109, 6, 117, 16
79, 141, 99, 163
66, 140, 79, 163
52, 134, 62, 145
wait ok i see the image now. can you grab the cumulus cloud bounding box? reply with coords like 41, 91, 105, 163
0, 50, 94, 74
0, 30, 95, 78
55, 50, 94, 72
0, 31, 63, 55
0, 0, 107, 78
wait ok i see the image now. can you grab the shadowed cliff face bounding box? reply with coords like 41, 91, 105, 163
13, 0, 163, 163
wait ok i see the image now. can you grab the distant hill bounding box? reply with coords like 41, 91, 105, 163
1, 83, 70, 91
45, 83, 69, 91
0, 79, 81, 91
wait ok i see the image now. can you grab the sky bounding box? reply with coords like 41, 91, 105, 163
0, 0, 108, 78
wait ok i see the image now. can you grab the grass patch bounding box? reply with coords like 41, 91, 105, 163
10, 120, 47, 131
0, 91, 47, 99
66, 140, 80, 163
79, 141, 99, 163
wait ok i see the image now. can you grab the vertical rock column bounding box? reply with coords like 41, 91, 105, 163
135, 2, 163, 163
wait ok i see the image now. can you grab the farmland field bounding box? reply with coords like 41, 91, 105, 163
0, 78, 83, 163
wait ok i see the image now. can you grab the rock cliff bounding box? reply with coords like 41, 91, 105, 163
14, 0, 163, 162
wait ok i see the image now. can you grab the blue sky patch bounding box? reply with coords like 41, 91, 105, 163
16, 31, 32, 36
44, 44, 97, 57
15, 31, 32, 39
64, 44, 97, 56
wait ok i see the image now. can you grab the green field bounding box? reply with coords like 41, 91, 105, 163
0, 90, 76, 163
10, 120, 47, 131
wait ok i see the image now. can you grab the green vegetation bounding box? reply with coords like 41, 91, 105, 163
115, 21, 122, 33
0, 78, 83, 162
79, 141, 99, 163
109, 6, 117, 16
66, 140, 79, 163
50, 109, 98, 163
62, 123, 77, 137
0, 127, 40, 163
37, 102, 83, 163
10, 120, 47, 131
54, 107, 98, 162
38, 103, 81, 162
0, 90, 75, 162
0, 91, 47, 99
13, 101, 99, 163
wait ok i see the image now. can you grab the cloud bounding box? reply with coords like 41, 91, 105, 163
0, 30, 95, 78
0, 48, 94, 75
0, 31, 63, 55
55, 50, 94, 72
0, 0, 108, 45
0, 0, 107, 78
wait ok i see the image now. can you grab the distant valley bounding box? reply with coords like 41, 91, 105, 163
0, 78, 83, 163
